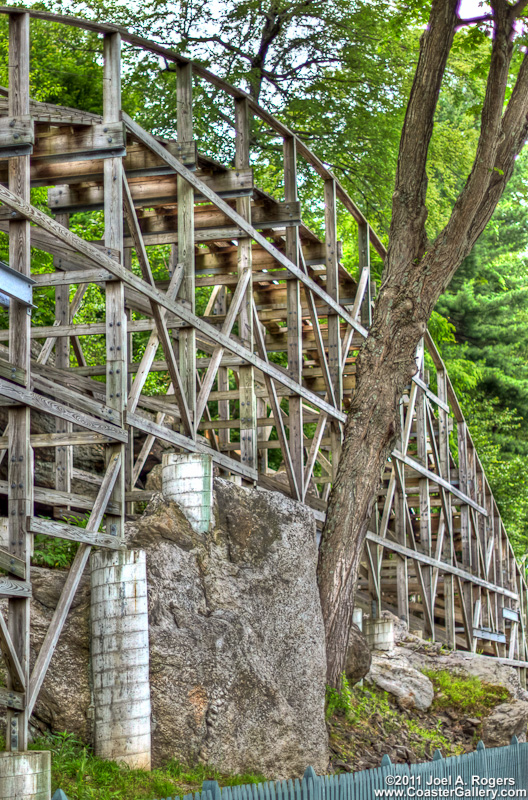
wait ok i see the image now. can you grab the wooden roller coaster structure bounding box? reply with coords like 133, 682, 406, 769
0, 6, 526, 753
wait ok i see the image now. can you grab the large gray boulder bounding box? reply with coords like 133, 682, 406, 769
482, 701, 528, 747
26, 479, 328, 777
124, 480, 329, 776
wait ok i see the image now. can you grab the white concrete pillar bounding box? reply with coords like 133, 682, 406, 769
161, 453, 213, 533
364, 618, 394, 651
91, 549, 151, 769
353, 606, 363, 632
0, 751, 50, 800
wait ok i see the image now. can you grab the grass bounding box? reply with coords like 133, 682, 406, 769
20, 732, 266, 800
326, 676, 462, 761
422, 669, 510, 717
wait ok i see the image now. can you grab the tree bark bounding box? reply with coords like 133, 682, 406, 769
318, 0, 528, 688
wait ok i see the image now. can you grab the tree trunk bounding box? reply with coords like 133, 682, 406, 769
318, 275, 428, 687
317, 0, 528, 688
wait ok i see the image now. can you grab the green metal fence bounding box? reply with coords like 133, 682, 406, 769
52, 737, 528, 800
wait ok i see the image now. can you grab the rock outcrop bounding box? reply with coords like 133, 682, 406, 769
366, 653, 434, 710
26, 479, 329, 778
482, 701, 528, 747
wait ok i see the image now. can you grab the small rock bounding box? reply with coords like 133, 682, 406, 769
333, 759, 352, 772
482, 701, 528, 747
366, 654, 434, 710
466, 718, 481, 727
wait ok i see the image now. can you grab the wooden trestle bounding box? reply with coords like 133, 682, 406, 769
0, 6, 526, 750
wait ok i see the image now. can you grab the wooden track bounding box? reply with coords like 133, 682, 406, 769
0, 7, 527, 751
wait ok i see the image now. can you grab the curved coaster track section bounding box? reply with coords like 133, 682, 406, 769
0, 6, 525, 753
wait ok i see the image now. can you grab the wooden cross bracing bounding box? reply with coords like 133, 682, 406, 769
0, 7, 527, 750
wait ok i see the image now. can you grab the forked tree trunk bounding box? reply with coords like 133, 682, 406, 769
318, 0, 528, 687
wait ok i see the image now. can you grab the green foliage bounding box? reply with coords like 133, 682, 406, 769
26, 732, 265, 800
325, 676, 463, 760
422, 669, 510, 717
32, 535, 78, 569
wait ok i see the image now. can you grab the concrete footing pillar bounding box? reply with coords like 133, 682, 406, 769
0, 751, 50, 800
364, 618, 394, 651
91, 549, 151, 769
162, 453, 213, 533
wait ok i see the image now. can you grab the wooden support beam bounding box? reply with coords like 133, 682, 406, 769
0, 378, 128, 442
252, 302, 300, 500
27, 450, 122, 717
6, 10, 31, 750
123, 176, 193, 435
127, 409, 258, 480
284, 135, 303, 495
0, 185, 347, 421
103, 31, 126, 542
122, 112, 367, 337
177, 62, 197, 430
235, 97, 257, 475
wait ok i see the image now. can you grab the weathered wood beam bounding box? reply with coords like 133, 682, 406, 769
0, 378, 128, 442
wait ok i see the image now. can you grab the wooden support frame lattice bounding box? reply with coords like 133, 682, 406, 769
0, 5, 527, 751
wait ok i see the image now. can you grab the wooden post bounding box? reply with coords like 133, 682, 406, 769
437, 370, 455, 648
6, 10, 31, 751
177, 63, 196, 429
325, 179, 342, 481
54, 213, 72, 518
358, 222, 372, 328
235, 98, 256, 475
284, 136, 303, 494
415, 347, 433, 639
103, 32, 126, 540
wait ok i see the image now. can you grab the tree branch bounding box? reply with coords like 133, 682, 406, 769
386, 0, 460, 268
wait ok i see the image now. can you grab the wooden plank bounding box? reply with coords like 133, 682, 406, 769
0, 356, 26, 385
103, 31, 126, 543
0, 547, 25, 579
123, 112, 367, 337
48, 167, 254, 210
0, 184, 347, 421
284, 135, 303, 496
473, 627, 507, 644
0, 378, 128, 442
126, 267, 183, 414
32, 120, 125, 161
123, 175, 193, 435
0, 578, 31, 598
366, 531, 518, 600
392, 449, 488, 515
33, 374, 121, 426
0, 608, 26, 691
195, 268, 251, 424
28, 517, 125, 549
32, 268, 114, 286
0, 686, 25, 710
6, 10, 31, 751
0, 480, 120, 515
27, 450, 122, 716
53, 213, 73, 517
127, 409, 258, 481
503, 607, 520, 622
177, 62, 197, 430
0, 431, 113, 448
252, 302, 300, 500
0, 115, 33, 155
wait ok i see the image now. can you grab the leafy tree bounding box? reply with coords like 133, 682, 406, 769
318, 0, 528, 686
